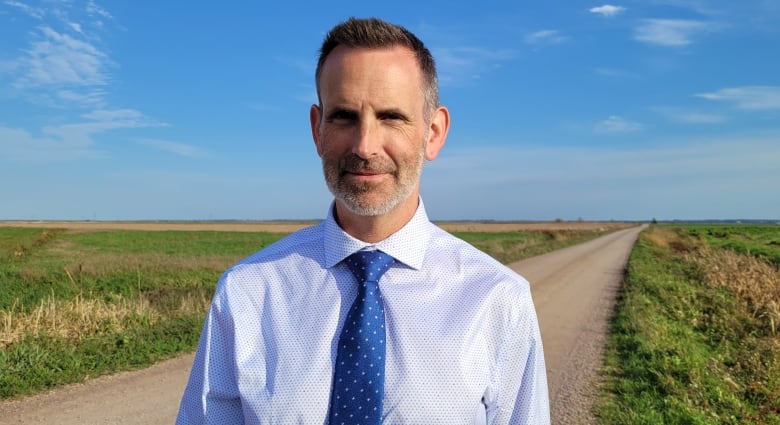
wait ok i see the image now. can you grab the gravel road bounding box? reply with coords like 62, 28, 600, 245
510, 225, 644, 424
0, 225, 643, 424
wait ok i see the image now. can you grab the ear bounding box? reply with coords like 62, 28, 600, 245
310, 104, 324, 156
424, 106, 450, 161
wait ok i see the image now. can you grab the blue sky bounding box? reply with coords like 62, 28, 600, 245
1, 1, 778, 221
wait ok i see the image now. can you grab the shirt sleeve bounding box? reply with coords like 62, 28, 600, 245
493, 287, 550, 425
176, 280, 244, 424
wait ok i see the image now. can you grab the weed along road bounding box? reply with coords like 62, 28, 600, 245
0, 225, 643, 424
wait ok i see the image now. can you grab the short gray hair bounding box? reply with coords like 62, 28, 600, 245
315, 17, 439, 121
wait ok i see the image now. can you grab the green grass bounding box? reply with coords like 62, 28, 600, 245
0, 229, 287, 310
598, 225, 780, 424
0, 227, 288, 399
453, 227, 615, 264
0, 317, 201, 398
686, 224, 780, 267
0, 224, 615, 400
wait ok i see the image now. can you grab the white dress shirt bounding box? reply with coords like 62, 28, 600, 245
177, 200, 549, 424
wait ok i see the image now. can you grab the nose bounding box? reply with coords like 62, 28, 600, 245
352, 119, 380, 159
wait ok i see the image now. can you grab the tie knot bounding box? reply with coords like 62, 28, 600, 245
345, 250, 395, 283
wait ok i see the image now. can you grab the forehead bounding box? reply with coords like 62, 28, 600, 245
318, 45, 424, 104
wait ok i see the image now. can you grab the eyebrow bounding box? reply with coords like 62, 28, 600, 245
325, 106, 411, 122
376, 108, 410, 121
324, 107, 358, 121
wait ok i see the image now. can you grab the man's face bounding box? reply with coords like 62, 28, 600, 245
311, 46, 432, 217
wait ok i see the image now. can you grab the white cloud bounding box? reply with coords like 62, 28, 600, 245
82, 109, 146, 122
0, 125, 102, 161
137, 139, 209, 158
68, 22, 83, 33
3, 2, 117, 108
524, 30, 568, 45
1, 3, 174, 166
13, 26, 110, 89
421, 23, 518, 86
589, 5, 626, 17
432, 136, 780, 185
652, 107, 726, 124
433, 46, 516, 86
57, 88, 107, 107
594, 115, 643, 133
673, 112, 726, 124
0, 109, 166, 161
4, 0, 44, 19
425, 134, 780, 220
633, 19, 713, 46
695, 86, 780, 110
86, 0, 112, 19
43, 109, 165, 147
642, 0, 719, 17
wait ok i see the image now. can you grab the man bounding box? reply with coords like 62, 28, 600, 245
177, 17, 549, 424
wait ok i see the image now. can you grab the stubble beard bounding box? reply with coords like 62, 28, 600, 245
322, 148, 425, 217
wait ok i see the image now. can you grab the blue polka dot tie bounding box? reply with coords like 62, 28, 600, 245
329, 250, 395, 425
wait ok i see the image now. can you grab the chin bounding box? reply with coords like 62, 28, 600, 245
341, 200, 396, 217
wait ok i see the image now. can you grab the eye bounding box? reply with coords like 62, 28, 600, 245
378, 110, 408, 122
326, 108, 357, 124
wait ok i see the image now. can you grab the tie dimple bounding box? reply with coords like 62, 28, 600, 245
329, 250, 395, 425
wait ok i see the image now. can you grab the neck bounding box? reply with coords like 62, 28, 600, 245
334, 196, 419, 243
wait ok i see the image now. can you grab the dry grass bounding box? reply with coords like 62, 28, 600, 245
644, 226, 676, 248
0, 290, 211, 348
67, 252, 235, 276
688, 246, 780, 334
643, 224, 780, 334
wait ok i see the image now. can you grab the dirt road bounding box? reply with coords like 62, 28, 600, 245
0, 226, 643, 424
510, 225, 644, 424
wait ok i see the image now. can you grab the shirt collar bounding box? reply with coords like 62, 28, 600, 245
323, 198, 433, 271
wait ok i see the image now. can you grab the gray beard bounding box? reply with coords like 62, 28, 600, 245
323, 151, 425, 217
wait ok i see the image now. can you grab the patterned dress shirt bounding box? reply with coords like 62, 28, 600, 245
176, 199, 549, 424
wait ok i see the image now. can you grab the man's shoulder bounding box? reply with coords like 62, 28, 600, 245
210, 223, 326, 305
428, 225, 527, 283
424, 227, 533, 315
428, 225, 500, 261
230, 222, 324, 270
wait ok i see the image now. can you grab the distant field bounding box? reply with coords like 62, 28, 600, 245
0, 220, 632, 233
686, 224, 780, 267
0, 221, 625, 400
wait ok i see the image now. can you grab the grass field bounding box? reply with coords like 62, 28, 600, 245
451, 227, 619, 264
0, 227, 287, 398
687, 224, 780, 268
598, 224, 780, 424
0, 222, 619, 400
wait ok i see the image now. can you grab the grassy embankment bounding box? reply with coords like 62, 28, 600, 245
599, 224, 780, 424
451, 226, 621, 264
0, 224, 615, 400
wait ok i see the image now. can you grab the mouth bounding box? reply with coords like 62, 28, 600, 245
343, 170, 390, 183
346, 169, 384, 176
338, 154, 396, 182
